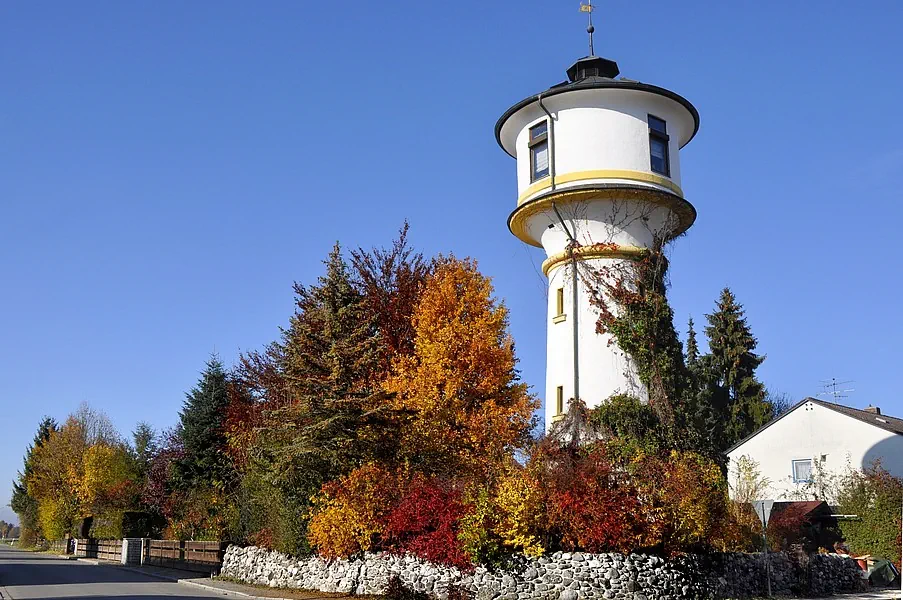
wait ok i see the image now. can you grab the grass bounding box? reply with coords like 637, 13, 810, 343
212, 575, 358, 599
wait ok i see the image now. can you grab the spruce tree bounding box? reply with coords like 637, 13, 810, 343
681, 318, 729, 461
130, 422, 158, 478
173, 356, 232, 488
685, 317, 699, 369
260, 244, 396, 499
704, 288, 771, 447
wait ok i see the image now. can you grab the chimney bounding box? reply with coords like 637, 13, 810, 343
865, 405, 881, 415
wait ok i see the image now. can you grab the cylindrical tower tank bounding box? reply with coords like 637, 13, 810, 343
495, 55, 699, 430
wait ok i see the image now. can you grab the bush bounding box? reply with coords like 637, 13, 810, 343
836, 463, 902, 569
385, 475, 469, 569
457, 485, 504, 567
307, 464, 402, 558
491, 470, 544, 557
543, 446, 646, 554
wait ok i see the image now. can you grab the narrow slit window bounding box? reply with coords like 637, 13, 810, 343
792, 459, 813, 483
556, 386, 564, 415
648, 115, 670, 176
555, 287, 564, 316
529, 121, 550, 182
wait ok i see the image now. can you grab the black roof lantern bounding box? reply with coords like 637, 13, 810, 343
566, 56, 620, 82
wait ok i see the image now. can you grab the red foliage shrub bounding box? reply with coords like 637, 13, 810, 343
542, 447, 646, 554
384, 475, 470, 568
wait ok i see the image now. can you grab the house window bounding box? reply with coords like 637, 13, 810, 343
529, 121, 550, 182
648, 115, 670, 176
556, 386, 564, 415
792, 459, 813, 483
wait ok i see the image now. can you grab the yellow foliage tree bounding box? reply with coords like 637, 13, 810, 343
28, 418, 90, 537
383, 256, 538, 478
78, 444, 137, 512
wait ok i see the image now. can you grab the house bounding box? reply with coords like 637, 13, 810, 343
726, 398, 903, 500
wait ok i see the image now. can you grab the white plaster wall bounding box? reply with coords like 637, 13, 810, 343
545, 256, 646, 430
505, 89, 695, 201
727, 401, 903, 500
531, 197, 677, 256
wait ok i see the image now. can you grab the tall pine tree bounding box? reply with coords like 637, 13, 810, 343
173, 356, 232, 488
703, 288, 772, 447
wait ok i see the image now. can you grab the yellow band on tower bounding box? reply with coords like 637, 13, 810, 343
518, 169, 683, 205
541, 245, 648, 277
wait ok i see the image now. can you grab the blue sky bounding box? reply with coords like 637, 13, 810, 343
2, 1, 901, 523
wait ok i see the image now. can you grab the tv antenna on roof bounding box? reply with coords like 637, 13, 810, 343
580, 1, 595, 56
817, 378, 855, 404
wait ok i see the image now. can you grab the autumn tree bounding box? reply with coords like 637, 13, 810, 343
10, 417, 56, 544
351, 221, 430, 363
384, 256, 537, 479
28, 416, 92, 539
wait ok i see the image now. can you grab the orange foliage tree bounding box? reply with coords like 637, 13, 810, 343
383, 256, 538, 479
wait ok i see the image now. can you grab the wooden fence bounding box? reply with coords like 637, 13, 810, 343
143, 540, 227, 574
75, 538, 122, 562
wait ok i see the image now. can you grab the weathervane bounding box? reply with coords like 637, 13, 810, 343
580, 1, 595, 56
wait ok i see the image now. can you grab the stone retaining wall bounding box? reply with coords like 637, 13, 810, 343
221, 545, 864, 600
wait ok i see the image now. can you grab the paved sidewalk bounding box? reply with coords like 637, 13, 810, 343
802, 590, 900, 600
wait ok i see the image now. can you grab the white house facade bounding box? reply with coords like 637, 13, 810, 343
726, 398, 903, 501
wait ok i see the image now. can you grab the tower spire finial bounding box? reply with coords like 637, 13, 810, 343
580, 1, 595, 56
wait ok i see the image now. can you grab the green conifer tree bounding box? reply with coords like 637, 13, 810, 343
173, 356, 232, 488
269, 243, 392, 479
685, 317, 699, 369
130, 422, 158, 478
247, 244, 401, 554
703, 288, 772, 447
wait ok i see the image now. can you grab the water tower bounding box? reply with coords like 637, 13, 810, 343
495, 38, 699, 429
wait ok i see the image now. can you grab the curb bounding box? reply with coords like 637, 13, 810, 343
177, 578, 298, 600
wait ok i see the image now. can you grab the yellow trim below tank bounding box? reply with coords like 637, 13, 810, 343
519, 169, 683, 205
542, 245, 648, 277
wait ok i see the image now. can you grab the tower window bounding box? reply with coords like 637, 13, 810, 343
529, 121, 550, 182
556, 386, 564, 415
556, 288, 564, 316
648, 115, 670, 176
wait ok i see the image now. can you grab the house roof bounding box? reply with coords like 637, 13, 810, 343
726, 397, 903, 455
772, 501, 829, 515
770, 501, 835, 521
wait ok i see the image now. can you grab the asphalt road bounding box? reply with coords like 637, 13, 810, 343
0, 544, 231, 599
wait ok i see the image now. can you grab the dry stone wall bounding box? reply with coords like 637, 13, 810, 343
221, 545, 864, 600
